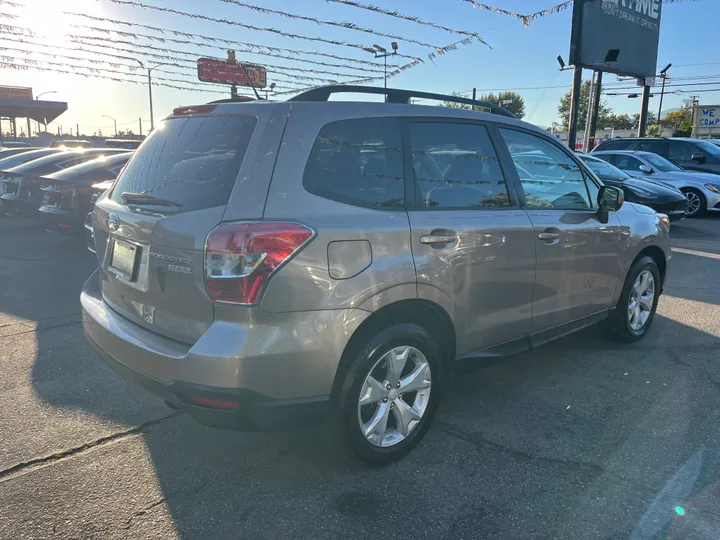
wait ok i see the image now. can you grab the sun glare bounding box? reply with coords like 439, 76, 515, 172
18, 0, 103, 45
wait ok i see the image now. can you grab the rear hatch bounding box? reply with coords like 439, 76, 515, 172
93, 110, 259, 344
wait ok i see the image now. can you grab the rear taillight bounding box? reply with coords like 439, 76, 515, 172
204, 221, 314, 305
173, 104, 218, 116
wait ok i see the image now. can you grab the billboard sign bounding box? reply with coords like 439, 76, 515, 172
570, 0, 663, 78
0, 86, 33, 100
197, 58, 267, 89
692, 105, 720, 137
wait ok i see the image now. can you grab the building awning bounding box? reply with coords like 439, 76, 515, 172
0, 98, 68, 124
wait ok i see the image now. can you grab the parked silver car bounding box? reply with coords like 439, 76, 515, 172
82, 86, 671, 464
593, 150, 720, 218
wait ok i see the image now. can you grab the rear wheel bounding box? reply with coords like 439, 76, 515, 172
610, 256, 661, 342
682, 188, 707, 218
324, 323, 443, 465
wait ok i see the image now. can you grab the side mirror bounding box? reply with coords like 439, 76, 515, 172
597, 186, 624, 223
639, 164, 653, 174
691, 153, 707, 163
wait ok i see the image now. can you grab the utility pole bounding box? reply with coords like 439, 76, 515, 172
583, 71, 596, 152
137, 60, 167, 131
139, 117, 143, 137
472, 88, 477, 100
638, 83, 651, 137
587, 71, 603, 151
568, 66, 583, 151
76, 123, 79, 138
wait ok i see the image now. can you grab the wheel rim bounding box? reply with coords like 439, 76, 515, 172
357, 345, 432, 448
685, 192, 701, 215
628, 270, 656, 332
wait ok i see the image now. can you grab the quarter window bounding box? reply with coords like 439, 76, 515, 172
407, 122, 510, 208
499, 129, 593, 210
303, 118, 404, 208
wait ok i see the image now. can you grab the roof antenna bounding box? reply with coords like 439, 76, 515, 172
227, 50, 262, 101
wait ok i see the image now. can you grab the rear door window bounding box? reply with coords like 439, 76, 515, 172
635, 139, 667, 155
407, 122, 511, 208
110, 115, 256, 212
303, 118, 404, 208
613, 155, 644, 172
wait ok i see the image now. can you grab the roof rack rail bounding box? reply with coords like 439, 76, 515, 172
288, 85, 518, 119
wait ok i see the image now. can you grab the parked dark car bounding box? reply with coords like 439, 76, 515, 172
0, 148, 63, 171
105, 139, 143, 150
38, 153, 132, 234
578, 154, 687, 221
0, 141, 32, 148
0, 147, 41, 160
593, 136, 720, 175
1, 149, 129, 216
49, 140, 93, 149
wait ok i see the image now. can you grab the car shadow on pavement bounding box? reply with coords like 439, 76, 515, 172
2, 214, 720, 539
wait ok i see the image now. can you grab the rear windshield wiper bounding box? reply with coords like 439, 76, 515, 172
120, 192, 183, 209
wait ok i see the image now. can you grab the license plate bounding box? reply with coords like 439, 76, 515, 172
109, 240, 138, 281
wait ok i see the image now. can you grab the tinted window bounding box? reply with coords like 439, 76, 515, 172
579, 156, 630, 181
635, 139, 666, 155
613, 155, 644, 172
303, 118, 404, 208
111, 115, 256, 212
692, 139, 720, 158
407, 122, 510, 208
596, 140, 630, 151
643, 153, 681, 172
669, 141, 696, 162
500, 129, 592, 210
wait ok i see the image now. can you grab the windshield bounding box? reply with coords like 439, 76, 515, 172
579, 156, 630, 181
643, 153, 682, 172
693, 139, 720, 157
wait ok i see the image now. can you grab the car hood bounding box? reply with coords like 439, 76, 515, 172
649, 170, 720, 184
624, 176, 685, 196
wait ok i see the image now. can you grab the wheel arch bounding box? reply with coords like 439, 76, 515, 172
330, 299, 456, 400
636, 245, 667, 289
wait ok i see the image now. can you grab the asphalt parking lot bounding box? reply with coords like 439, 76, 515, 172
1, 213, 719, 540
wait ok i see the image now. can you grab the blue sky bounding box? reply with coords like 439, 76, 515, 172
2, 0, 718, 135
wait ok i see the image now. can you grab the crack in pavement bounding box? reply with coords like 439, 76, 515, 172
0, 411, 183, 483
434, 420, 659, 497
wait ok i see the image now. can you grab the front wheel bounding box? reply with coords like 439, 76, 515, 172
682, 188, 707, 218
324, 323, 444, 466
610, 256, 661, 342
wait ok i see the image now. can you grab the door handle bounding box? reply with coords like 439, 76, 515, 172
420, 234, 457, 245
537, 232, 560, 241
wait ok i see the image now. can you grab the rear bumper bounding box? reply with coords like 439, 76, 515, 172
0, 194, 37, 216
81, 270, 371, 431
38, 205, 84, 233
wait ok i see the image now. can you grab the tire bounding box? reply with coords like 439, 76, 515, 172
324, 323, 444, 466
610, 256, 661, 343
682, 188, 707, 218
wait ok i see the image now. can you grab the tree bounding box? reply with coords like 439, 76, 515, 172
477, 91, 526, 119
647, 124, 663, 137
661, 107, 691, 130
605, 113, 634, 130
631, 111, 657, 129
558, 80, 613, 130
439, 92, 472, 109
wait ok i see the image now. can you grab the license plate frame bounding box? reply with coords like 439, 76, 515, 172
109, 239, 139, 281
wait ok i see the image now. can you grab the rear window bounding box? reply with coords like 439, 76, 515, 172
596, 140, 630, 151
110, 115, 256, 212
303, 118, 404, 208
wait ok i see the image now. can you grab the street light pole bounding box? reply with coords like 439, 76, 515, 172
367, 43, 399, 88
657, 63, 672, 125
137, 60, 167, 131
102, 115, 117, 137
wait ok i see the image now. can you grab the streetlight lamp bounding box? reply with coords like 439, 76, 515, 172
137, 60, 167, 131
365, 42, 398, 88
102, 115, 117, 137
265, 82, 276, 100
657, 63, 672, 124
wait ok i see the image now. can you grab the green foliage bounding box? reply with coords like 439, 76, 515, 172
477, 91, 526, 119
558, 80, 613, 130
661, 107, 692, 130
647, 124, 663, 137
605, 113, 634, 130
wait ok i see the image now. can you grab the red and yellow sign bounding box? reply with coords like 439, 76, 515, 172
197, 58, 267, 89
0, 86, 33, 100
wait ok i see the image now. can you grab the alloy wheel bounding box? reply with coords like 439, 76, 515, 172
357, 345, 432, 448
685, 191, 701, 216
628, 270, 656, 332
